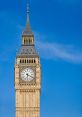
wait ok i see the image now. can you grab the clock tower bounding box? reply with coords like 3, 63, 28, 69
14, 2, 41, 117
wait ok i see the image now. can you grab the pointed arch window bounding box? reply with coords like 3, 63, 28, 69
31, 60, 33, 63
20, 60, 21, 63
27, 59, 28, 63
25, 59, 26, 63
29, 39, 30, 44
34, 59, 36, 63
22, 60, 24, 63
24, 39, 25, 44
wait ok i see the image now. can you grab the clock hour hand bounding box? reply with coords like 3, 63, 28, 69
26, 73, 28, 80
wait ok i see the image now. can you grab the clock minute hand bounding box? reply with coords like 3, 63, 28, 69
28, 75, 34, 78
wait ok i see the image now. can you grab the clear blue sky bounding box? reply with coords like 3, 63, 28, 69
0, 0, 82, 117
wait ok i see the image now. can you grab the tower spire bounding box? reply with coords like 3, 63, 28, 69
22, 0, 33, 36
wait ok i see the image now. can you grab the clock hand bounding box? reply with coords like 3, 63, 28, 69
28, 74, 34, 79
26, 74, 28, 80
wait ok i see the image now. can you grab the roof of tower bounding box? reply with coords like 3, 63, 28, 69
22, 21, 33, 36
22, 1, 33, 36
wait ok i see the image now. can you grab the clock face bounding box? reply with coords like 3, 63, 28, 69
21, 68, 34, 82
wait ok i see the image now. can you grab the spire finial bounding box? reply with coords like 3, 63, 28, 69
27, 0, 30, 23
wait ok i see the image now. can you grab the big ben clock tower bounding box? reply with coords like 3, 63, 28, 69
14, 1, 41, 117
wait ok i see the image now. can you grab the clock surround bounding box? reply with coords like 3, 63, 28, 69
21, 68, 35, 82
19, 67, 36, 85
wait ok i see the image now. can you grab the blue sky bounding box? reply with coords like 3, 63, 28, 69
0, 0, 82, 117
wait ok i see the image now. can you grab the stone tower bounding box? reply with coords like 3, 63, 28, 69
14, 1, 41, 117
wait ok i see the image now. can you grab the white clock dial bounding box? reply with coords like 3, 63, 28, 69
21, 68, 34, 82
